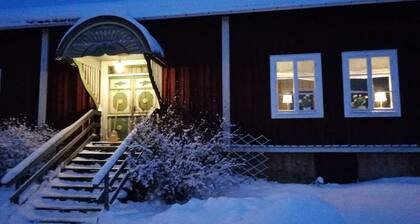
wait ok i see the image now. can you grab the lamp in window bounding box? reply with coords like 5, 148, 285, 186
282, 94, 293, 110
374, 91, 387, 108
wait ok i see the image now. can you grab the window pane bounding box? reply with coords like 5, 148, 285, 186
277, 61, 293, 78
298, 77, 315, 111
373, 77, 392, 109
299, 94, 314, 110
349, 58, 368, 110
374, 91, 392, 109
298, 60, 315, 76
351, 93, 368, 109
372, 56, 393, 109
372, 56, 390, 75
277, 61, 294, 111
349, 58, 367, 76
297, 60, 315, 111
277, 79, 294, 111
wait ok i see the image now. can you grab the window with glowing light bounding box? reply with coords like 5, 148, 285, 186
342, 50, 401, 117
270, 53, 324, 119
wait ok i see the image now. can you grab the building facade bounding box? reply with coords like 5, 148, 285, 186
0, 0, 419, 183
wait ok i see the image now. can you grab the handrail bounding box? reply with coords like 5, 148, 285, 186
92, 127, 138, 210
1, 109, 101, 204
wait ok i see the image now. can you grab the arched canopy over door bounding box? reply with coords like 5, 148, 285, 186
57, 15, 164, 61
56, 15, 164, 108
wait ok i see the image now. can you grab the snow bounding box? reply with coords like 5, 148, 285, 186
98, 177, 420, 224
1, 177, 420, 223
1, 110, 94, 185
0, 0, 403, 29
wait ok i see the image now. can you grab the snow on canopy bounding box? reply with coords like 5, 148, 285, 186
0, 0, 403, 30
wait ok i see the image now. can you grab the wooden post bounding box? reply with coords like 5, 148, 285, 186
104, 174, 110, 210
222, 16, 231, 142
37, 29, 49, 125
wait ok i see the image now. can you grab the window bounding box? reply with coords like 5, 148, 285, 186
342, 50, 401, 117
270, 53, 324, 119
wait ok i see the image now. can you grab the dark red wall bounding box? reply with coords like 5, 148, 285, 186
143, 17, 222, 120
0, 29, 41, 123
230, 2, 420, 145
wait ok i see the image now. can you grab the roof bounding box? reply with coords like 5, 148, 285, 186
0, 0, 409, 30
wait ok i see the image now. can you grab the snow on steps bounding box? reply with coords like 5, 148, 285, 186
14, 141, 127, 223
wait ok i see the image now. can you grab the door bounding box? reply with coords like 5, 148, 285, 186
101, 60, 158, 140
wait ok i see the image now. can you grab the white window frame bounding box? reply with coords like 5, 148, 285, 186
270, 53, 324, 119
342, 49, 401, 118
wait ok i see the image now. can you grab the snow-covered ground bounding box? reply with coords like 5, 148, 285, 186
1, 177, 420, 224
100, 177, 420, 224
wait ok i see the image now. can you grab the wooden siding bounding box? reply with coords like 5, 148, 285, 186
143, 17, 222, 120
0, 29, 41, 123
230, 2, 420, 145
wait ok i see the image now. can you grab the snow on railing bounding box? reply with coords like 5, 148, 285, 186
1, 109, 99, 185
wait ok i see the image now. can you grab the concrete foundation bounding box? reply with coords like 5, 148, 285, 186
264, 153, 420, 183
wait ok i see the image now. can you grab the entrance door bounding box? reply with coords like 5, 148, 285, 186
101, 60, 158, 140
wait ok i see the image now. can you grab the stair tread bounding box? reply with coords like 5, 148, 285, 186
63, 166, 124, 172
70, 159, 124, 166
41, 193, 98, 199
33, 202, 102, 211
79, 150, 115, 155
31, 214, 98, 224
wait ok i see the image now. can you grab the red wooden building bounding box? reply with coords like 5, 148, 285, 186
1, 0, 419, 183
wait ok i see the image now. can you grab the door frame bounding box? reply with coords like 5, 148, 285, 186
100, 59, 149, 140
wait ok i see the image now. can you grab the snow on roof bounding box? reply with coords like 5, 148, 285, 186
0, 0, 407, 30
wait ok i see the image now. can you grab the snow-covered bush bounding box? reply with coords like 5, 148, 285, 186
126, 107, 241, 204
0, 117, 56, 178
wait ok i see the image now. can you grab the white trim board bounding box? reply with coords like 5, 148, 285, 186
221, 16, 231, 138
37, 29, 49, 125
229, 144, 420, 153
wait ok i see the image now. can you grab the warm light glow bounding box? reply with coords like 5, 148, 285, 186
282, 94, 293, 104
374, 92, 387, 103
114, 61, 125, 74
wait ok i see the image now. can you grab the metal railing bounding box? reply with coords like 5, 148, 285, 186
92, 128, 139, 210
1, 109, 101, 204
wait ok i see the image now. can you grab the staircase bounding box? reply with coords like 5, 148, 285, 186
15, 141, 125, 223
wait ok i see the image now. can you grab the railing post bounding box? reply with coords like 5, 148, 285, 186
104, 174, 110, 210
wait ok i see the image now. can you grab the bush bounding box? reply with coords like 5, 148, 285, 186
126, 108, 241, 204
0, 118, 55, 178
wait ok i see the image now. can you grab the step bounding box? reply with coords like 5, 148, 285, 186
57, 172, 118, 181
30, 210, 99, 223
63, 165, 125, 171
49, 178, 120, 190
41, 193, 98, 202
89, 141, 122, 146
34, 204, 102, 212
84, 145, 119, 151
77, 151, 116, 159
70, 158, 124, 165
